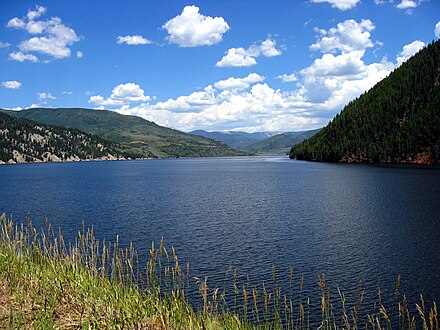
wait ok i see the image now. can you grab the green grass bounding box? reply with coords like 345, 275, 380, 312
0, 213, 438, 329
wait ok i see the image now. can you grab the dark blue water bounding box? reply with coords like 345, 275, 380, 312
1, 156, 439, 313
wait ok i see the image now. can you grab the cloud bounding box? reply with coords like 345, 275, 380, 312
91, 21, 422, 133
114, 84, 320, 132
89, 95, 125, 107
301, 51, 366, 77
7, 17, 26, 29
298, 50, 394, 104
116, 35, 152, 45
396, 40, 425, 65
0, 42, 11, 48
9, 51, 38, 62
310, 0, 361, 10
38, 92, 56, 100
2, 81, 22, 89
435, 21, 440, 39
154, 85, 217, 112
216, 38, 282, 68
277, 73, 298, 82
396, 0, 423, 14
27, 5, 46, 20
101, 50, 396, 132
163, 5, 229, 47
7, 5, 80, 62
89, 83, 151, 107
215, 48, 257, 68
396, 0, 418, 9
76, 51, 83, 58
214, 73, 265, 91
310, 19, 375, 54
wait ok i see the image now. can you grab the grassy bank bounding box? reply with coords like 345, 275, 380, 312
0, 213, 438, 329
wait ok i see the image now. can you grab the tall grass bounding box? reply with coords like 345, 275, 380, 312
0, 213, 438, 329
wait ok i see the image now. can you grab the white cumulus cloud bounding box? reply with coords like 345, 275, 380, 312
396, 0, 418, 9
154, 85, 217, 112
27, 5, 46, 21
396, 40, 425, 65
216, 38, 282, 68
0, 42, 11, 48
277, 73, 298, 82
214, 73, 265, 91
7, 5, 80, 62
38, 92, 56, 100
301, 51, 366, 78
2, 81, 22, 89
311, 0, 361, 10
163, 5, 229, 47
435, 21, 440, 39
9, 51, 38, 62
88, 19, 426, 133
310, 19, 375, 54
396, 0, 423, 14
89, 83, 151, 107
116, 35, 152, 45
7, 17, 26, 29
215, 48, 257, 68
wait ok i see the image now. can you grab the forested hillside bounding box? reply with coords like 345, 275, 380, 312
0, 111, 125, 164
290, 40, 440, 164
6, 108, 247, 158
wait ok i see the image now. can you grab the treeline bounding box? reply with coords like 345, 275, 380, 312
0, 111, 126, 164
290, 40, 440, 164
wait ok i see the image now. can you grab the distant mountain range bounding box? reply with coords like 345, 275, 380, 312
191, 129, 321, 154
190, 130, 277, 149
290, 40, 440, 164
1, 108, 248, 160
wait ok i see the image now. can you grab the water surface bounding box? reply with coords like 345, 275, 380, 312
1, 156, 439, 311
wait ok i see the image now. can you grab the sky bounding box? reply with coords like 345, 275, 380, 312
1, 0, 439, 133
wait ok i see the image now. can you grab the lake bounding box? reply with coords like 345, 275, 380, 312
1, 156, 439, 315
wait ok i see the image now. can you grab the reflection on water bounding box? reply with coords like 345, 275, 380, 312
1, 156, 439, 312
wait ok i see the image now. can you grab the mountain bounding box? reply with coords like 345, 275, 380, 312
190, 130, 276, 149
290, 40, 440, 164
0, 111, 125, 164
4, 108, 248, 158
242, 129, 321, 154
191, 129, 321, 154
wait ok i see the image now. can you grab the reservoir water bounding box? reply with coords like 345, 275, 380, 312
1, 156, 439, 314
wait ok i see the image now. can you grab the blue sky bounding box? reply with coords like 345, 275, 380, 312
1, 0, 439, 132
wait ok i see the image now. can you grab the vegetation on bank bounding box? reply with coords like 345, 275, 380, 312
0, 112, 128, 164
0, 213, 438, 329
290, 40, 440, 164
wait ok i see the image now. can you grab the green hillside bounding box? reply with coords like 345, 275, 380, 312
190, 130, 273, 149
243, 129, 321, 155
0, 111, 125, 164
5, 108, 247, 158
290, 40, 440, 164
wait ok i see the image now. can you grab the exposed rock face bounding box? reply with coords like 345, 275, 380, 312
338, 152, 435, 164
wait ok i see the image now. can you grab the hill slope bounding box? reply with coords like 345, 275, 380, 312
0, 111, 125, 164
243, 129, 321, 154
290, 40, 440, 164
5, 108, 247, 158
